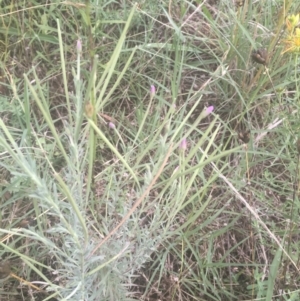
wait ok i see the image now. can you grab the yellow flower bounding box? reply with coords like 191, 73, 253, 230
286, 14, 300, 33
282, 14, 300, 54
282, 35, 300, 54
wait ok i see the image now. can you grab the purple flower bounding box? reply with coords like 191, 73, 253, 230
150, 85, 156, 96
201, 106, 214, 119
179, 138, 187, 151
108, 122, 115, 129
206, 106, 214, 114
77, 39, 82, 52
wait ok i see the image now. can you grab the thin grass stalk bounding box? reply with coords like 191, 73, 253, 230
85, 56, 98, 204
101, 48, 136, 110
84, 0, 95, 62
282, 55, 300, 287
168, 146, 242, 180
23, 80, 32, 146
134, 100, 176, 167
0, 123, 26, 165
95, 5, 136, 110
169, 95, 203, 145
170, 140, 217, 218
133, 88, 155, 145
87, 118, 139, 186
0, 241, 53, 285
84, 55, 98, 105
184, 120, 219, 164
23, 74, 70, 166
57, 19, 72, 124
265, 247, 283, 301
53, 172, 88, 242
73, 38, 84, 142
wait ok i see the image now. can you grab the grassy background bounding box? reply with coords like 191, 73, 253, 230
0, 0, 300, 300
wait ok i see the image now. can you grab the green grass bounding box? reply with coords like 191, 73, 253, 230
0, 0, 300, 300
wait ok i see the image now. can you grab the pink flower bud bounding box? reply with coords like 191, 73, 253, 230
206, 106, 214, 115
150, 85, 156, 96
77, 39, 82, 52
179, 138, 187, 151
108, 122, 115, 129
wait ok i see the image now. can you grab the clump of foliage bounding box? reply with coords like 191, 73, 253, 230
1, 1, 300, 301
